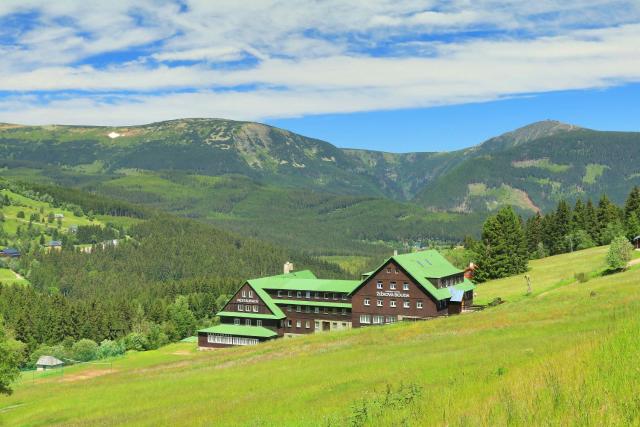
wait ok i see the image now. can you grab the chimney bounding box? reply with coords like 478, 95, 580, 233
393, 249, 398, 256
284, 261, 294, 274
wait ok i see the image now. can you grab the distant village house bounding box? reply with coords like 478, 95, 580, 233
0, 248, 20, 258
36, 355, 64, 371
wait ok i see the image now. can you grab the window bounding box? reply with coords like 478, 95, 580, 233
253, 305, 259, 313
332, 307, 337, 314
314, 307, 320, 314
342, 308, 347, 316
277, 290, 282, 297
296, 305, 301, 312
324, 292, 329, 300
306, 291, 311, 299
333, 293, 338, 300
305, 306, 310, 313
417, 301, 423, 309
245, 305, 251, 312
376, 299, 383, 307
373, 315, 384, 324
387, 268, 391, 273
286, 320, 292, 328
390, 282, 396, 290
288, 291, 292, 297
323, 307, 329, 314
360, 314, 371, 324
245, 319, 251, 326
305, 321, 310, 329
342, 322, 348, 328
403, 300, 410, 309
376, 281, 383, 289
287, 305, 292, 312
315, 321, 320, 330
386, 316, 397, 323
296, 320, 301, 328
248, 290, 253, 298
332, 322, 337, 329
395, 268, 399, 274
364, 298, 370, 306
390, 300, 397, 308
342, 294, 348, 301
207, 334, 258, 346
315, 292, 320, 299
297, 291, 302, 298
242, 290, 247, 298
234, 318, 240, 325
403, 282, 409, 291
256, 320, 262, 326
238, 304, 244, 312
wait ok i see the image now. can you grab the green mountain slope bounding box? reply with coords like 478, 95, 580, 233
3, 246, 640, 426
1, 118, 639, 250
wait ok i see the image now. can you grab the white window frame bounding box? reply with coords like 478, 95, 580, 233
245, 319, 251, 326
296, 305, 301, 312
376, 299, 383, 307
253, 305, 259, 313
234, 318, 240, 325
403, 300, 410, 309
314, 307, 320, 314
277, 290, 282, 297
238, 304, 244, 312
305, 321, 310, 329
256, 319, 262, 326
342, 308, 347, 315
376, 281, 383, 289
417, 301, 423, 309
296, 320, 301, 328
306, 291, 311, 299
373, 315, 384, 324
359, 314, 371, 324
390, 300, 396, 308
288, 291, 292, 297
242, 290, 247, 298
297, 291, 302, 298
248, 290, 253, 298
403, 282, 409, 291
390, 282, 397, 290
364, 298, 370, 306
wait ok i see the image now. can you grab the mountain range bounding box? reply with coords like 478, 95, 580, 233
0, 118, 638, 252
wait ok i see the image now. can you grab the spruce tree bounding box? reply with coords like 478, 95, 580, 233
525, 212, 543, 257
598, 195, 623, 244
624, 186, 640, 220
475, 206, 528, 281
551, 200, 572, 254
584, 199, 599, 241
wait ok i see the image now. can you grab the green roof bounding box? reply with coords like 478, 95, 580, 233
272, 299, 351, 309
217, 311, 283, 320
351, 250, 475, 301
180, 336, 197, 343
198, 324, 277, 338
260, 278, 360, 293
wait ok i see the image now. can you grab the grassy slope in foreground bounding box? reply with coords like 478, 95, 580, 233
2, 246, 640, 426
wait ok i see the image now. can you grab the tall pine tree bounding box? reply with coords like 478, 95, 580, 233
475, 206, 528, 281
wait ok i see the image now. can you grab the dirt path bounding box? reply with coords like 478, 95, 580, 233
627, 257, 640, 267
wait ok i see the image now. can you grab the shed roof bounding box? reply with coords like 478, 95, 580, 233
36, 355, 64, 366
449, 288, 464, 302
48, 241, 62, 246
633, 236, 640, 241
198, 324, 277, 338
0, 248, 20, 255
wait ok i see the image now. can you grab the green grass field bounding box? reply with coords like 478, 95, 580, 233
2, 246, 640, 426
0, 268, 28, 286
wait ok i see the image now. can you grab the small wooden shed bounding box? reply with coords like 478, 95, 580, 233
633, 236, 640, 250
36, 355, 64, 371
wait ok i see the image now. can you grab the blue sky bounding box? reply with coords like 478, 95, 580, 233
0, 1, 639, 152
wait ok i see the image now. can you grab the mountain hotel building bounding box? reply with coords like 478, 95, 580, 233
198, 250, 475, 348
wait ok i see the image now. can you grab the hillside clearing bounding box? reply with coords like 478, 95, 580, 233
1, 246, 639, 426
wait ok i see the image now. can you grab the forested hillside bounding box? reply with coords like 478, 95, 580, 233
0, 180, 346, 362
1, 118, 639, 251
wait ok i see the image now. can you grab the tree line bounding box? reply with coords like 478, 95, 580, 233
468, 187, 640, 281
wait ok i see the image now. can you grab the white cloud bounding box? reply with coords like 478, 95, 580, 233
0, 0, 638, 124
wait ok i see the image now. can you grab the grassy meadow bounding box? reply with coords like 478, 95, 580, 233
2, 246, 640, 426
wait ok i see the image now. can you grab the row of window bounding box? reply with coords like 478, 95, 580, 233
207, 333, 258, 346
276, 290, 348, 301
359, 315, 397, 324
286, 305, 349, 315
237, 304, 259, 313
438, 276, 462, 288
284, 320, 350, 330
376, 281, 410, 291
386, 267, 401, 274
240, 289, 254, 298
234, 318, 263, 327
364, 298, 423, 309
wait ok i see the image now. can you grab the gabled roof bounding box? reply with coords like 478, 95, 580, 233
350, 250, 475, 301
36, 355, 64, 366
198, 324, 277, 338
0, 248, 20, 255
48, 241, 62, 246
